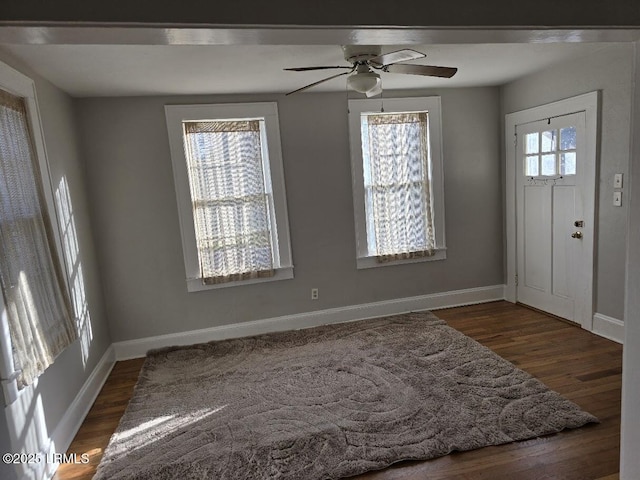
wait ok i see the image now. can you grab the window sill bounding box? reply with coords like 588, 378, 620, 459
356, 248, 447, 270
186, 266, 294, 292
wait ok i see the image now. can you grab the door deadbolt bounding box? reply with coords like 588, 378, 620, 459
571, 231, 583, 239
574, 220, 584, 227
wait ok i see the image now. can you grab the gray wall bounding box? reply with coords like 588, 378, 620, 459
0, 52, 111, 475
0, 409, 15, 480
621, 41, 640, 480
500, 43, 634, 321
76, 87, 503, 342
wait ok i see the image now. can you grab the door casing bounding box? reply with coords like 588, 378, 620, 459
505, 91, 599, 330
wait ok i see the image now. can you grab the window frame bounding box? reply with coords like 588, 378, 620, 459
0, 61, 72, 405
165, 102, 293, 292
348, 96, 447, 269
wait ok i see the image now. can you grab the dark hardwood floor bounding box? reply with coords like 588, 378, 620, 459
53, 301, 622, 480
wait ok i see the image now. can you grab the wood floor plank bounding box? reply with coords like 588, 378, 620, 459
53, 302, 622, 480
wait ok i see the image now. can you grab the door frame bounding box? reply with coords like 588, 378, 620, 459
505, 91, 599, 330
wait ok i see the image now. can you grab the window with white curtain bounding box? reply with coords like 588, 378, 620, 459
165, 103, 293, 291
348, 97, 446, 269
0, 82, 77, 395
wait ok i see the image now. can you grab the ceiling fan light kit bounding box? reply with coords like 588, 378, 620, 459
284, 45, 457, 96
347, 70, 381, 96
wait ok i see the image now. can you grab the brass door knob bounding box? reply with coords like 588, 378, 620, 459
571, 231, 583, 239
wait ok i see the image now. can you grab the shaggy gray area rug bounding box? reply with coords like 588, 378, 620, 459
94, 312, 597, 480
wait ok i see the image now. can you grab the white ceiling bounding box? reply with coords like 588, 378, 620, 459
0, 42, 615, 97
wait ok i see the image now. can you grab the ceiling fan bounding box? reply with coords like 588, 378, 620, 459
284, 45, 458, 97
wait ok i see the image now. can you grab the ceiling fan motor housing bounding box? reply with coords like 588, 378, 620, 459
342, 45, 382, 64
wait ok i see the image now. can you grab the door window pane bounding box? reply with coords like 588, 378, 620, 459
525, 155, 539, 176
525, 133, 539, 154
541, 130, 557, 152
560, 127, 576, 150
541, 154, 556, 175
560, 152, 576, 175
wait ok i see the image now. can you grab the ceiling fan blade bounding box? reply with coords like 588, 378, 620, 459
384, 64, 458, 78
284, 66, 353, 72
285, 70, 353, 96
369, 49, 426, 67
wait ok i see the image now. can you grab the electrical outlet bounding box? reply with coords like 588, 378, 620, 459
614, 173, 623, 189
311, 288, 319, 300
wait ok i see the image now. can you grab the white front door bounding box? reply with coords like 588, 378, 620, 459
515, 112, 591, 322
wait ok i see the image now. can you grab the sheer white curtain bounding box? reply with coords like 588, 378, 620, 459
183, 120, 275, 284
362, 112, 436, 262
0, 88, 76, 390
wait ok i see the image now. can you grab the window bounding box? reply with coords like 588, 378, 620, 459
348, 97, 446, 268
0, 64, 77, 400
524, 126, 577, 177
165, 103, 293, 291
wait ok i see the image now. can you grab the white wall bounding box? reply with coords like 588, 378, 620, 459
501, 44, 634, 321
0, 53, 111, 479
75, 87, 504, 342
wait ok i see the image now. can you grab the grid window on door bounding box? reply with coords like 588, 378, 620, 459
524, 126, 577, 177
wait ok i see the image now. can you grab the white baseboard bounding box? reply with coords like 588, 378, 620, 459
45, 346, 115, 478
114, 285, 506, 360
593, 313, 625, 344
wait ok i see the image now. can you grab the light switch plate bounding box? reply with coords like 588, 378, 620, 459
614, 173, 623, 188
614, 191, 622, 207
